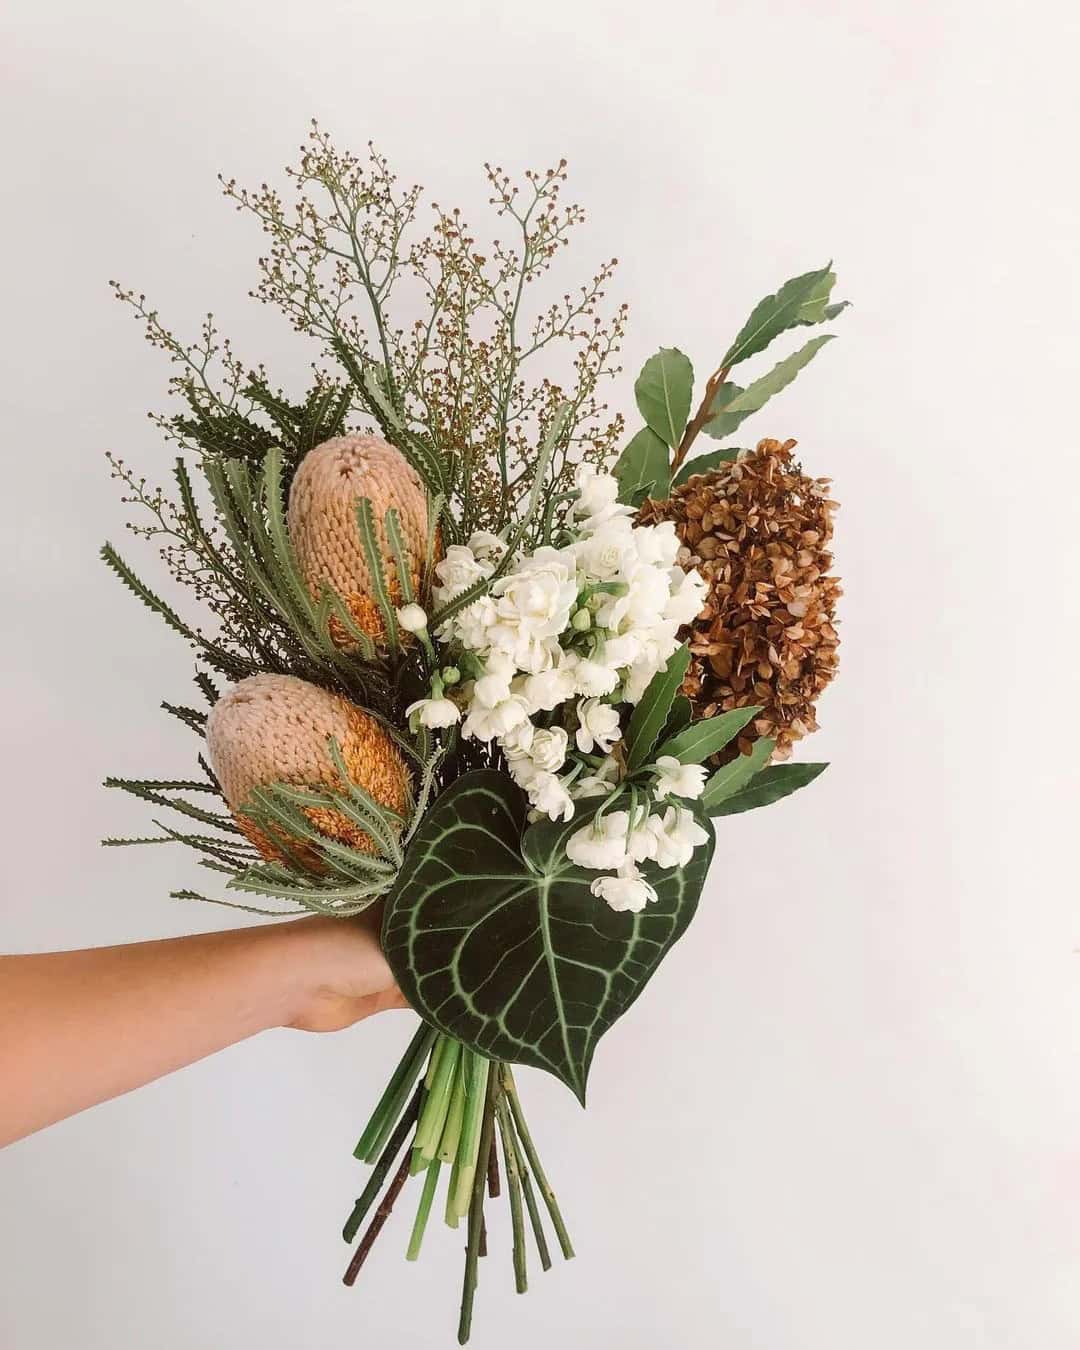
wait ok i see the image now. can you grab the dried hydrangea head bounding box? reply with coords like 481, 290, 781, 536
639, 438, 840, 761
287, 434, 434, 643
206, 672, 410, 861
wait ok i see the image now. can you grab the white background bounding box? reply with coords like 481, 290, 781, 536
2, 1, 1078, 1346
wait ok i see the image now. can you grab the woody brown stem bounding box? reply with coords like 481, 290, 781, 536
671, 363, 731, 476
486, 1135, 501, 1198
343, 1148, 413, 1286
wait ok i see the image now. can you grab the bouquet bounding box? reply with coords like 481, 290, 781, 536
103, 126, 843, 1342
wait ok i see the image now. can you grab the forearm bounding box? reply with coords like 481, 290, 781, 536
0, 918, 396, 1147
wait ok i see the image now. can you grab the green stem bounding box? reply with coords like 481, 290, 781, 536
457, 1067, 498, 1345
501, 1065, 574, 1260
352, 1022, 433, 1161
415, 1037, 461, 1160
496, 1097, 528, 1293
343, 1082, 424, 1244
438, 1056, 467, 1164
452, 1054, 491, 1219
500, 1095, 552, 1272
406, 1159, 442, 1261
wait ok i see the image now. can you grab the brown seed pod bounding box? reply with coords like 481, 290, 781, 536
205, 673, 410, 861
639, 438, 841, 761
287, 434, 434, 644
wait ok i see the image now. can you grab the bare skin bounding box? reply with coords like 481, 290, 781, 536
0, 912, 408, 1148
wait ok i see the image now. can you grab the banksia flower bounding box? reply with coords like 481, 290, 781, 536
640, 438, 840, 760
205, 673, 410, 861
288, 435, 433, 643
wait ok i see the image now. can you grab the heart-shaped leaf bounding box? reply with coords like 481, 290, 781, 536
382, 771, 714, 1103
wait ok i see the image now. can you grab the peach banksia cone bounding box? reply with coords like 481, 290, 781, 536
205, 673, 410, 860
639, 438, 841, 761
287, 434, 433, 643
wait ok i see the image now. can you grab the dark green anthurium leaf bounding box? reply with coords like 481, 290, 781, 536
634, 348, 694, 447
655, 704, 761, 765
709, 761, 828, 816
721, 264, 834, 368
700, 382, 751, 441
382, 771, 714, 1103
614, 426, 671, 506
719, 336, 834, 419
625, 645, 692, 771
672, 447, 745, 487
701, 737, 774, 812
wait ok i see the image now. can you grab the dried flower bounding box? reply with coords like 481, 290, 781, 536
287, 434, 433, 643
206, 672, 409, 859
639, 438, 841, 760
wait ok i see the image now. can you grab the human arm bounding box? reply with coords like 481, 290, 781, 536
0, 912, 406, 1148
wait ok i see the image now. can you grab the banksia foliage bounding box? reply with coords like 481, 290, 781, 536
206, 673, 410, 859
640, 438, 840, 760
288, 435, 432, 643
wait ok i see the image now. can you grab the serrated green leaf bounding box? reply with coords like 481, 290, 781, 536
634, 348, 694, 447
709, 762, 828, 815
625, 646, 692, 771
722, 265, 834, 367
655, 704, 761, 764
382, 771, 714, 1102
672, 447, 744, 487
614, 426, 670, 506
701, 737, 774, 812
719, 336, 834, 420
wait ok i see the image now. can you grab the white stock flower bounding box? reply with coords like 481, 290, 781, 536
499, 719, 535, 760
472, 652, 516, 708
453, 595, 498, 651
565, 809, 631, 870
462, 697, 529, 742
652, 755, 708, 801
572, 464, 634, 532
528, 726, 568, 774
396, 603, 428, 634
573, 519, 634, 580
466, 530, 508, 565
488, 548, 579, 668
433, 544, 489, 601
522, 658, 579, 713
405, 695, 461, 729
528, 771, 575, 822
569, 653, 620, 698
648, 805, 710, 868
664, 567, 708, 625
590, 861, 658, 913
632, 521, 681, 569
575, 698, 622, 754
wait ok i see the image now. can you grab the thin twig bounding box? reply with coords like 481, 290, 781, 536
343, 1148, 413, 1286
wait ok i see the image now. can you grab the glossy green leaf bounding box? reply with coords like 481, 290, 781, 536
661, 695, 693, 741
709, 761, 828, 815
655, 705, 761, 765
625, 646, 692, 771
701, 737, 774, 812
382, 771, 714, 1102
614, 426, 670, 506
722, 265, 834, 368
672, 447, 745, 487
634, 348, 694, 447
719, 336, 834, 419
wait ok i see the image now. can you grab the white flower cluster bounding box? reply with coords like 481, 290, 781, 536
405, 464, 710, 913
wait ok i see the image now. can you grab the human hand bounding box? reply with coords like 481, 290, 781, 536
277, 909, 410, 1032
